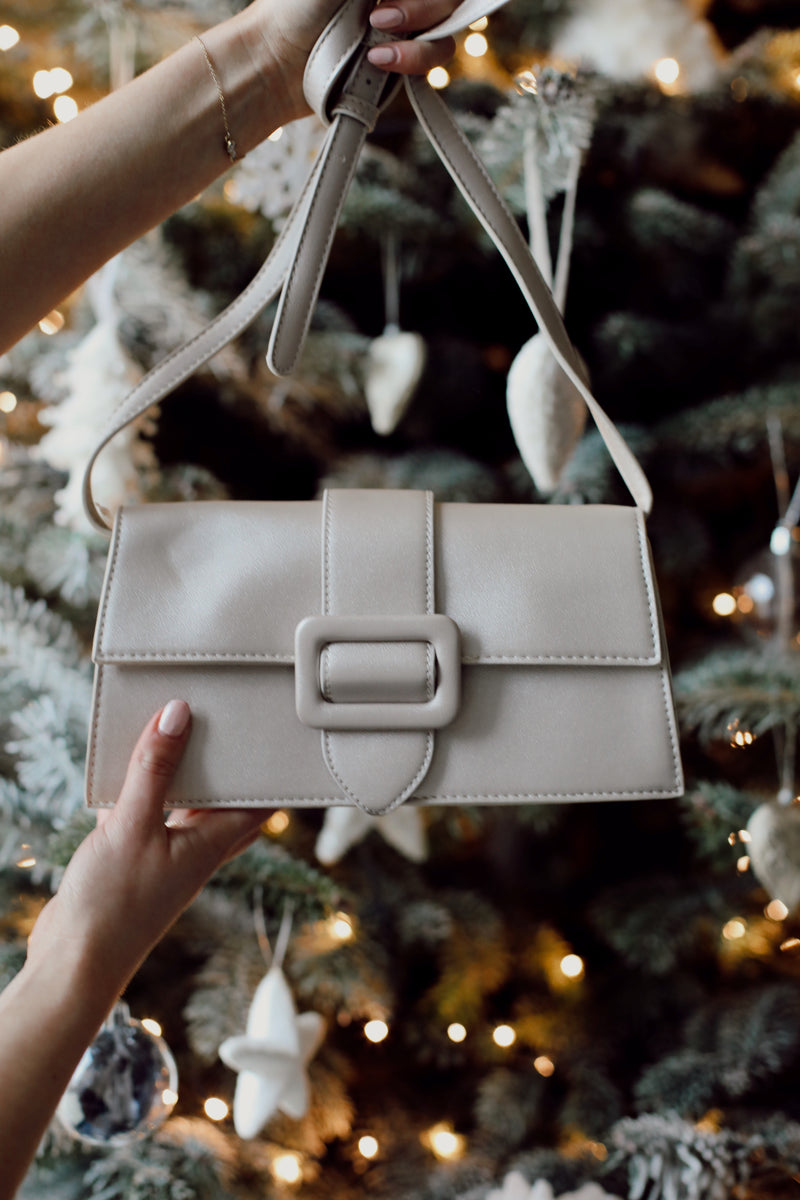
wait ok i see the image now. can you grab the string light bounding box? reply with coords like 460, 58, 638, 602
738, 829, 751, 843
265, 809, 289, 834
533, 1055, 555, 1077
780, 937, 800, 953
330, 912, 354, 941
364, 1019, 389, 1043
204, 1096, 229, 1121
712, 592, 737, 616
0, 392, 17, 413
492, 1024, 516, 1047
141, 1018, 162, 1037
653, 57, 681, 92
469, 16, 489, 30
49, 67, 73, 93
0, 25, 19, 51
39, 310, 64, 336
447, 1022, 467, 1043
560, 953, 585, 980
722, 918, 746, 940
736, 855, 750, 873
15, 856, 36, 869
271, 1153, 302, 1184
427, 66, 450, 89
358, 1135, 379, 1159
425, 1122, 465, 1161
54, 96, 79, 123
268, 127, 284, 142
765, 899, 789, 921
727, 719, 755, 748
162, 1088, 179, 1107
464, 32, 488, 57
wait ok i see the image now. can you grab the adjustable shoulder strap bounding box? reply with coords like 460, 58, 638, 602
82, 0, 652, 531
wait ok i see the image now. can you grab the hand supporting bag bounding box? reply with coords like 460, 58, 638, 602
82, 0, 684, 815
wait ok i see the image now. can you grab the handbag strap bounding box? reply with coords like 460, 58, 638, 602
82, 0, 652, 532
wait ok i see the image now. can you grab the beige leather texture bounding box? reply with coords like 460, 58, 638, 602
86, 491, 684, 812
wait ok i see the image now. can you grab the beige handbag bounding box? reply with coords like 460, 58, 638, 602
82, 0, 684, 815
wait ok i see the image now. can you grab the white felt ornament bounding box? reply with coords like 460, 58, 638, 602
364, 326, 426, 436
35, 260, 149, 533
506, 127, 586, 493
315, 804, 427, 865
746, 799, 800, 913
227, 115, 327, 226
364, 233, 426, 436
553, 0, 720, 91
487, 1172, 622, 1200
219, 906, 325, 1140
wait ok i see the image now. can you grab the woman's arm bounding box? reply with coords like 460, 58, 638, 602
0, 701, 268, 1200
0, 0, 456, 354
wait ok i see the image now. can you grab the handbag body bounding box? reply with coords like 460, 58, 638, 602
82, 0, 684, 814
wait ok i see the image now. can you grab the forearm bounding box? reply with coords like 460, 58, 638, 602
0, 948, 122, 1200
0, 7, 292, 354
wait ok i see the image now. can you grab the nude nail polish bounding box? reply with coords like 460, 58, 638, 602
158, 699, 191, 737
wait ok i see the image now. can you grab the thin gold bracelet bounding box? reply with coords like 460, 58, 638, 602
195, 34, 238, 165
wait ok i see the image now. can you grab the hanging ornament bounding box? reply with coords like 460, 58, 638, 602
56, 1001, 178, 1146
315, 803, 428, 865
219, 902, 325, 1140
746, 797, 800, 913
505, 91, 588, 494
226, 115, 327, 227
364, 233, 426, 436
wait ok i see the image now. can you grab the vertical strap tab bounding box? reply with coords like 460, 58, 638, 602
320, 489, 436, 814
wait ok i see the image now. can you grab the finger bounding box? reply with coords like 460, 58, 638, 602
169, 809, 271, 876
369, 0, 461, 34
367, 34, 455, 74
113, 700, 192, 830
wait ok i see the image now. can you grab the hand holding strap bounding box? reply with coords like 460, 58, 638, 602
83, 0, 652, 531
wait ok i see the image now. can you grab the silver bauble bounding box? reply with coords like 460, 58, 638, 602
57, 1001, 178, 1146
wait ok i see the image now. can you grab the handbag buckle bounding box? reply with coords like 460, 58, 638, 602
295, 614, 460, 731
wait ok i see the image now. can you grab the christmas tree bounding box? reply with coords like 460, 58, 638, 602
4, 1, 800, 1197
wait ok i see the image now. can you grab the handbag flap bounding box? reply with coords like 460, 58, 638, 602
93, 498, 662, 667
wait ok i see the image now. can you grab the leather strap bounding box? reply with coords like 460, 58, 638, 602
82, 0, 652, 531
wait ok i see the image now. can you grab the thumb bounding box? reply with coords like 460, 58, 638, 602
113, 700, 192, 829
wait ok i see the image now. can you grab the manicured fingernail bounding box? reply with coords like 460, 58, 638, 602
158, 699, 191, 738
367, 44, 399, 66
370, 6, 403, 29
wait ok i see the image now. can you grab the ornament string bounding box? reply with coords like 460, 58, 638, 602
552, 149, 581, 314
381, 231, 401, 333
766, 417, 799, 803
253, 885, 295, 970
523, 121, 553, 287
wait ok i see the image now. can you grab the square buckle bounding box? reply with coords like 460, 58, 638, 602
295, 614, 460, 731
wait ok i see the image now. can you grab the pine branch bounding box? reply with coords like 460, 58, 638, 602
674, 646, 800, 743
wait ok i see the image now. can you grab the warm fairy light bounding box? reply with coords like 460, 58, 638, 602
737, 593, 754, 614
780, 937, 800, 952
271, 1153, 302, 1184
0, 25, 19, 51
204, 1096, 229, 1121
464, 32, 489, 57
728, 720, 755, 748
712, 592, 737, 616
162, 1088, 179, 1107
33, 69, 55, 98
469, 16, 489, 30
654, 57, 680, 85
427, 66, 450, 89
15, 856, 36, 869
515, 69, 538, 94
265, 809, 289, 834
54, 95, 79, 123
727, 832, 737, 846
560, 953, 585, 979
493, 1024, 516, 1048
358, 1135, 379, 1159
722, 918, 746, 940
0, 392, 17, 413
364, 1019, 389, 1043
736, 855, 750, 873
268, 126, 284, 142
447, 1022, 467, 1043
141, 1018, 162, 1037
739, 829, 751, 843
426, 1122, 465, 1160
39, 310, 64, 336
331, 912, 354, 941
770, 525, 792, 556
533, 1055, 555, 1077
48, 67, 73, 93
765, 899, 789, 921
